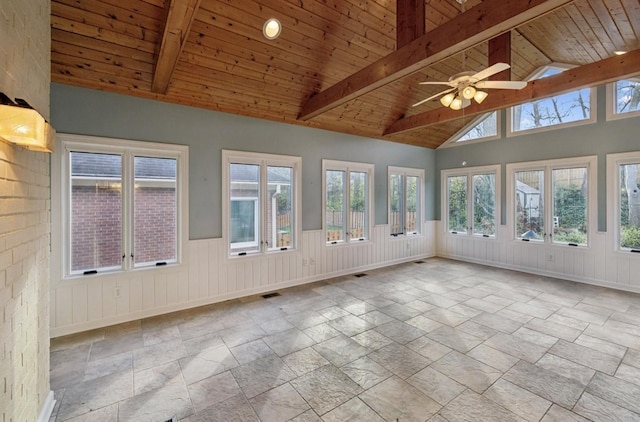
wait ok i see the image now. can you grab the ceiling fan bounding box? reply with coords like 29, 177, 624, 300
412, 63, 527, 110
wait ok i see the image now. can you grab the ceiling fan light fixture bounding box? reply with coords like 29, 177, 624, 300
474, 90, 488, 104
440, 92, 456, 107
461, 85, 476, 100
263, 18, 282, 40
449, 96, 464, 110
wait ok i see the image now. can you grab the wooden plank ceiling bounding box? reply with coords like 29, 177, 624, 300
51, 0, 640, 149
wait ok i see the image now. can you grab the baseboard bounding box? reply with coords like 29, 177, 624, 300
37, 391, 55, 422
439, 252, 640, 295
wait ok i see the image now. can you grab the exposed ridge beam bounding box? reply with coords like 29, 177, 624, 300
384, 49, 640, 136
152, 0, 202, 94
298, 0, 575, 121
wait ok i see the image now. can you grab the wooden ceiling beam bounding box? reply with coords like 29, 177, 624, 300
384, 49, 640, 135
397, 0, 426, 49
152, 0, 202, 94
298, 0, 575, 121
489, 32, 512, 80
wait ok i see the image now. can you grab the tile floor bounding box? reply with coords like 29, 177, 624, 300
49, 258, 640, 421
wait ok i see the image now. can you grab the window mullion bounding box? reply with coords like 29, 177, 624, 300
344, 168, 350, 242
123, 151, 133, 270
544, 166, 552, 243
468, 174, 473, 235
260, 161, 267, 252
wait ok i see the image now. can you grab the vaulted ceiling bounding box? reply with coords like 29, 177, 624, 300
51, 0, 640, 148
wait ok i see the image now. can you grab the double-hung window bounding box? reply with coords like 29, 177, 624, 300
507, 156, 596, 246
442, 165, 499, 237
223, 150, 301, 257
607, 152, 640, 252
323, 160, 373, 244
389, 167, 424, 236
56, 135, 188, 277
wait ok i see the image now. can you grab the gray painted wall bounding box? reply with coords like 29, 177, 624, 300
50, 83, 436, 239
435, 86, 640, 231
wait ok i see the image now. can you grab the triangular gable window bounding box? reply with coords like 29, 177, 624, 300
440, 111, 499, 148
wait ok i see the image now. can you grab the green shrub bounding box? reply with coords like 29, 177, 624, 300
621, 226, 640, 249
554, 230, 587, 245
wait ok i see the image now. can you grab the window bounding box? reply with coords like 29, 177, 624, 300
389, 167, 424, 236
509, 65, 595, 136
441, 111, 500, 148
57, 135, 188, 276
323, 160, 373, 244
607, 79, 640, 120
607, 152, 640, 252
223, 150, 300, 257
442, 165, 499, 237
508, 156, 596, 246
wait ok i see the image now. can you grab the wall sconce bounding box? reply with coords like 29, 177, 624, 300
0, 93, 55, 152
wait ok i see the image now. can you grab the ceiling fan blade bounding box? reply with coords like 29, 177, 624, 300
471, 62, 511, 81
475, 80, 528, 90
412, 88, 456, 107
419, 81, 454, 86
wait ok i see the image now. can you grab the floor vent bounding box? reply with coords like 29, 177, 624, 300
354, 273, 367, 278
414, 260, 426, 264
262, 292, 281, 299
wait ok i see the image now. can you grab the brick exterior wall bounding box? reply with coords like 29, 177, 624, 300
134, 187, 177, 264
0, 0, 52, 420
71, 186, 122, 271
71, 187, 176, 270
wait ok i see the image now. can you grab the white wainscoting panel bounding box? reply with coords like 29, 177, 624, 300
437, 222, 640, 293
51, 222, 437, 336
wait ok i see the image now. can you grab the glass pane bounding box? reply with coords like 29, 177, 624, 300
457, 112, 498, 142
70, 152, 122, 272
447, 175, 467, 233
230, 163, 260, 253
472, 173, 496, 236
406, 175, 418, 234
389, 174, 403, 235
326, 170, 345, 242
552, 167, 587, 245
614, 80, 640, 115
268, 166, 293, 250
620, 163, 640, 250
134, 156, 177, 265
516, 170, 544, 240
512, 88, 591, 132
349, 171, 367, 240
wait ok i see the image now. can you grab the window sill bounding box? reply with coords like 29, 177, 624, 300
63, 261, 185, 282
325, 239, 372, 248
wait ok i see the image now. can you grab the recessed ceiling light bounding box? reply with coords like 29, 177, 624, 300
263, 18, 281, 40
614, 50, 627, 55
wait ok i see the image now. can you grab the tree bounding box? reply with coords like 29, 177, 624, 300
616, 80, 640, 113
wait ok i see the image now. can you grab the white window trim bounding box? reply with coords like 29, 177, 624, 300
606, 151, 640, 256
439, 111, 502, 148
506, 64, 597, 137
222, 149, 302, 259
441, 164, 501, 239
52, 134, 189, 280
323, 159, 374, 246
506, 155, 597, 247
605, 79, 640, 121
388, 166, 425, 237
